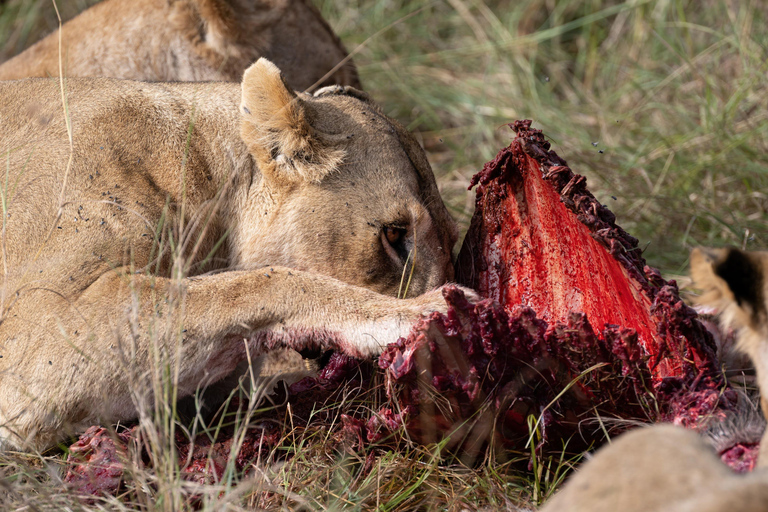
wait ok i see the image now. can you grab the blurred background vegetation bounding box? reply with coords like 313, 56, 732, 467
3, 0, 768, 276
318, 0, 768, 277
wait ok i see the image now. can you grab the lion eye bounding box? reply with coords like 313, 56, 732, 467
384, 226, 406, 246
381, 225, 409, 263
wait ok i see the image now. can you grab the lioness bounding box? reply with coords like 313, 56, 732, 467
539, 247, 768, 512
0, 0, 360, 90
0, 59, 461, 451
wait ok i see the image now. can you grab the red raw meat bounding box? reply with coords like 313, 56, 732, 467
454, 120, 735, 428
367, 121, 741, 463
720, 443, 760, 473
64, 426, 137, 497
65, 415, 284, 496
375, 120, 745, 462
65, 120, 751, 496
64, 355, 363, 497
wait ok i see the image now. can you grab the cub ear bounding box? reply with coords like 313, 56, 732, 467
690, 247, 765, 329
239, 58, 343, 185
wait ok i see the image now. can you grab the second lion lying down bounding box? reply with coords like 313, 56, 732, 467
0, 59, 465, 451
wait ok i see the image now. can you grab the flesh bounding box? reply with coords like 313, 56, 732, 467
64, 120, 751, 496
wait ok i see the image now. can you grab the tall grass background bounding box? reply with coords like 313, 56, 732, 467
316, 0, 768, 276
1, 0, 767, 509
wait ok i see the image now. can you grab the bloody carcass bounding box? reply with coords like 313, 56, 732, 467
377, 119, 740, 457
65, 120, 749, 496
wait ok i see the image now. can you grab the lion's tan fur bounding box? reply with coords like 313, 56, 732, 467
239, 60, 345, 183
0, 0, 360, 91
691, 247, 768, 462
0, 59, 460, 451
690, 248, 768, 364
540, 247, 768, 511
540, 424, 768, 512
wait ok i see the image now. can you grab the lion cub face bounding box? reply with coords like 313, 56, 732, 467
691, 247, 768, 349
232, 60, 458, 296
691, 247, 768, 444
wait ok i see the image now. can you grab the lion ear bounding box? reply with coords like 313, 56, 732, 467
240, 58, 343, 185
691, 247, 765, 327
190, 0, 280, 59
